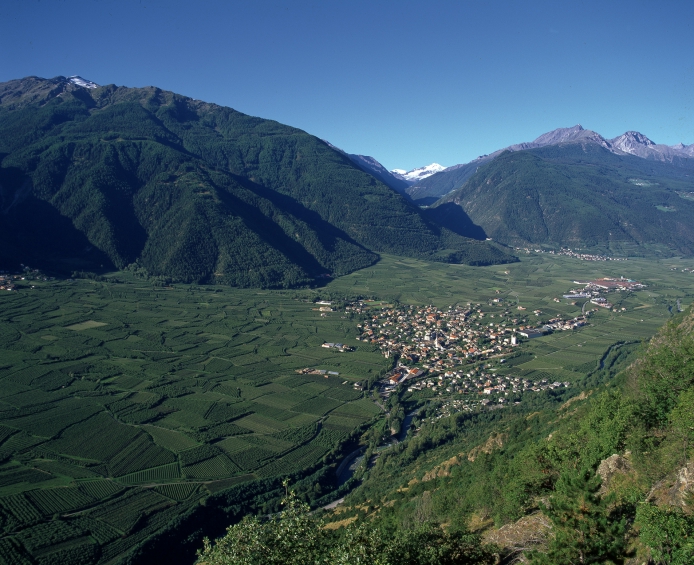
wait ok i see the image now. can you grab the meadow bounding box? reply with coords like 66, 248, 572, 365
1, 252, 693, 563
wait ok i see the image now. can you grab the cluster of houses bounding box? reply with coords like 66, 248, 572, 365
584, 277, 645, 291
562, 277, 645, 311
518, 247, 627, 262
521, 316, 589, 339
379, 363, 572, 417
429, 377, 573, 418
0, 273, 18, 291
591, 297, 613, 309
0, 266, 52, 291
353, 301, 585, 367
321, 342, 354, 352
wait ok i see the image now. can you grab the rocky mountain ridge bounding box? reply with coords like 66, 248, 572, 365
406, 125, 694, 204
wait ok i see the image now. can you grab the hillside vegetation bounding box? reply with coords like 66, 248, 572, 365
0, 76, 511, 286
428, 143, 694, 256
198, 306, 694, 564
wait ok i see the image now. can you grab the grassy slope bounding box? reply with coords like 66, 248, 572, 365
337, 296, 694, 563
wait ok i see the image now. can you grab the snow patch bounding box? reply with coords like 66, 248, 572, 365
391, 163, 445, 183
67, 76, 99, 89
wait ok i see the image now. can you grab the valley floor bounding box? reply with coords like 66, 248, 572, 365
1, 253, 693, 564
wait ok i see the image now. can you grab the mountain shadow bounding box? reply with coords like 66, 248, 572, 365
424, 202, 487, 240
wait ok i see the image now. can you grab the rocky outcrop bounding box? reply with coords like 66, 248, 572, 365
647, 459, 694, 509
468, 433, 507, 462
422, 455, 462, 481
482, 512, 552, 564
597, 453, 633, 494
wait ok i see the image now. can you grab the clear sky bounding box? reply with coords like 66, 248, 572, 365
1, 0, 693, 171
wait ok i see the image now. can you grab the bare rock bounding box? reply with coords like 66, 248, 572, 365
422, 455, 461, 482
468, 433, 507, 462
647, 459, 694, 509
482, 512, 552, 563
597, 453, 633, 493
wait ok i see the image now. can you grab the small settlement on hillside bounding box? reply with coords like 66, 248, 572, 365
0, 273, 18, 291
517, 247, 627, 261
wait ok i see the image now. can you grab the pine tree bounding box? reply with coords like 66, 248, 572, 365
527, 469, 627, 564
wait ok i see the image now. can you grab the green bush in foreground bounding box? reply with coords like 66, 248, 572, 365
527, 469, 627, 565
635, 503, 694, 565
196, 481, 496, 565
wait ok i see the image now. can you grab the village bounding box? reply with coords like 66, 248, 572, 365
352, 300, 587, 368
0, 265, 52, 291
517, 246, 627, 262
339, 274, 647, 419
348, 300, 581, 412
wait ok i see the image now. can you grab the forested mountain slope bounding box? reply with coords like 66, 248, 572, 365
407, 125, 694, 205
0, 76, 511, 286
194, 304, 694, 563
323, 306, 694, 564
427, 143, 694, 255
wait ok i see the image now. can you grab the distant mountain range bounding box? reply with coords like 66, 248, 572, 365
406, 125, 694, 204
0, 75, 512, 286
426, 141, 694, 255
321, 142, 410, 194
323, 145, 446, 194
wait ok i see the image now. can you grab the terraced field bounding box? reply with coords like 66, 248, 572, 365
1, 253, 693, 563
0, 274, 388, 563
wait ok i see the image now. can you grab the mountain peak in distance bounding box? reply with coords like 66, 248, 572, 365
391, 163, 446, 184
66, 75, 100, 89
610, 130, 656, 150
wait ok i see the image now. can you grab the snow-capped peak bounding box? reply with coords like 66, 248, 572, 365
67, 76, 99, 89
390, 163, 445, 184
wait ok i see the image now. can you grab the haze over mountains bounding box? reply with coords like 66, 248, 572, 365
0, 75, 511, 287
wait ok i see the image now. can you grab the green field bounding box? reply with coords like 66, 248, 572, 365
1, 253, 694, 563
0, 272, 390, 563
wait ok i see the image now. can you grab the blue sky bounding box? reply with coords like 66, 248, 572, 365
2, 0, 692, 170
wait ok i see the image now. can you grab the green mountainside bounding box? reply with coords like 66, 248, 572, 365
0, 76, 511, 286
197, 306, 694, 564
427, 143, 694, 256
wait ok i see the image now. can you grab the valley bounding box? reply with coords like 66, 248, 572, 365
1, 253, 693, 564
2, 74, 694, 564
